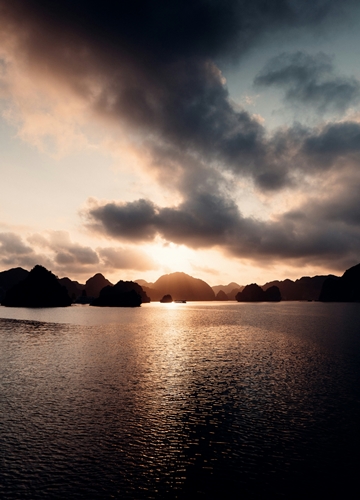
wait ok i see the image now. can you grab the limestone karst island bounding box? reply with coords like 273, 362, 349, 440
1, 264, 360, 308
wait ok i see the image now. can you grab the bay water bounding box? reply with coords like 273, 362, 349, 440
1, 302, 360, 498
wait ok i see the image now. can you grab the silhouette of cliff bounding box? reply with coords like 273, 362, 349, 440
153, 272, 215, 301
135, 279, 153, 287
85, 273, 112, 298
264, 285, 281, 302
160, 294, 173, 303
215, 290, 228, 301
236, 283, 281, 302
91, 280, 149, 307
228, 287, 244, 300
58, 277, 84, 301
263, 276, 332, 301
212, 282, 242, 296
236, 283, 264, 302
141, 285, 163, 301
319, 263, 360, 302
2, 265, 72, 307
0, 267, 29, 302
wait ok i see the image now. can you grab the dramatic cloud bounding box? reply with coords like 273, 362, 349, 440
1, 0, 358, 192
1, 0, 360, 278
84, 177, 360, 271
303, 121, 360, 159
86, 194, 241, 247
254, 52, 360, 113
0, 231, 157, 278
0, 232, 33, 255
0, 232, 52, 269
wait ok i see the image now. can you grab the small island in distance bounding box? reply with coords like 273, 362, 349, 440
0, 263, 359, 308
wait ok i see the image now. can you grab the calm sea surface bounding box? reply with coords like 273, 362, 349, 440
1, 302, 360, 499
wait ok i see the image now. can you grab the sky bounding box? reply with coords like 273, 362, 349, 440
1, 0, 360, 286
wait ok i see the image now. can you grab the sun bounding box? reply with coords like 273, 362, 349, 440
144, 241, 195, 276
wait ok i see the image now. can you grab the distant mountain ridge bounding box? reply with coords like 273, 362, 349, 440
236, 283, 281, 302
3, 265, 360, 305
58, 277, 84, 300
215, 290, 228, 301
140, 285, 163, 302
262, 275, 334, 301
212, 282, 242, 296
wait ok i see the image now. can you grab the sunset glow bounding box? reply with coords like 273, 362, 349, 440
1, 1, 360, 285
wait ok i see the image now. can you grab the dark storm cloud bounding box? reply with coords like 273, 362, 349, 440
85, 183, 360, 269
3, 0, 348, 62
2, 0, 358, 193
250, 120, 360, 180
303, 122, 360, 157
86, 193, 240, 247
2, 0, 360, 269
254, 52, 360, 113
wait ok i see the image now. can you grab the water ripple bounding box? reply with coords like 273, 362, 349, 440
1, 303, 360, 498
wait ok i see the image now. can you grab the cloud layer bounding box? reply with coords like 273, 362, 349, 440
254, 52, 360, 113
1, 0, 357, 190
0, 231, 157, 278
1, 0, 360, 274
85, 177, 360, 272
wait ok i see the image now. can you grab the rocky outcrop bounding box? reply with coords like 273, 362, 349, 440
160, 294, 173, 303
236, 283, 264, 302
236, 283, 281, 302
91, 280, 149, 307
58, 277, 84, 301
263, 276, 332, 301
153, 272, 215, 301
319, 263, 360, 302
0, 267, 29, 302
140, 285, 163, 302
215, 290, 228, 301
264, 285, 281, 302
85, 273, 113, 298
212, 282, 242, 296
227, 287, 244, 300
2, 265, 72, 307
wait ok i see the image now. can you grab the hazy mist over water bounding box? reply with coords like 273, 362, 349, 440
1, 302, 360, 498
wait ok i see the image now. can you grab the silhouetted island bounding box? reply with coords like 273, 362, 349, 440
91, 280, 149, 307
2, 265, 72, 308
152, 272, 215, 301
212, 282, 242, 296
2, 263, 359, 306
236, 283, 281, 302
0, 267, 29, 302
262, 275, 333, 301
160, 294, 173, 303
58, 276, 84, 301
215, 290, 228, 301
319, 263, 360, 302
85, 273, 113, 298
227, 287, 244, 300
